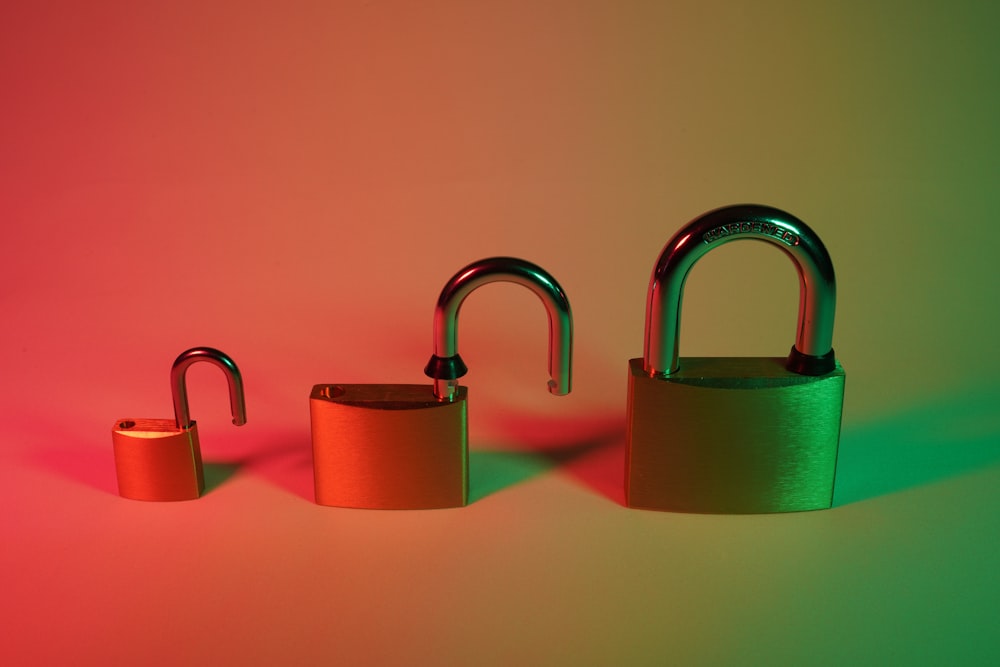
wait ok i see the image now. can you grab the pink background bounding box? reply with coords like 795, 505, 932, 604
3, 1, 999, 664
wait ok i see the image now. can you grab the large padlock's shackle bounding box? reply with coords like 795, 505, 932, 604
424, 257, 573, 402
170, 347, 248, 429
645, 204, 837, 377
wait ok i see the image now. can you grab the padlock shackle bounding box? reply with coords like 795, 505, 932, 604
425, 257, 573, 402
645, 204, 837, 376
170, 347, 248, 429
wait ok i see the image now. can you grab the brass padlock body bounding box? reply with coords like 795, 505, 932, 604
111, 419, 204, 501
310, 384, 468, 509
625, 357, 845, 513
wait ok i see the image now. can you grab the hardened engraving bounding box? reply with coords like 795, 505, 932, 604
702, 220, 800, 246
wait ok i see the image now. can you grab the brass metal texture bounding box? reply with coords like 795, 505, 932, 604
310, 384, 468, 509
625, 357, 845, 513
111, 419, 204, 501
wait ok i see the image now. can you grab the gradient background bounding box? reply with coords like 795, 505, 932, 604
2, 1, 999, 664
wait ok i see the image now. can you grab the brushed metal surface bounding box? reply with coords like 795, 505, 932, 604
625, 357, 845, 513
310, 384, 468, 509
111, 419, 204, 501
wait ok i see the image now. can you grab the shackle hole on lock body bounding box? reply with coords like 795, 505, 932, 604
643, 204, 837, 377
170, 347, 248, 429
319, 385, 346, 400
118, 420, 136, 430
423, 256, 574, 402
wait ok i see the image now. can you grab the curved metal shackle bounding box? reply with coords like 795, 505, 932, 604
644, 204, 837, 376
170, 347, 248, 429
424, 257, 573, 402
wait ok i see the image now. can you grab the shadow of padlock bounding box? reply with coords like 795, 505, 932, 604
625, 205, 846, 513
310, 257, 573, 509
112, 347, 247, 501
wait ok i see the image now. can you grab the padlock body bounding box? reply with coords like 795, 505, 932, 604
310, 384, 468, 509
111, 419, 204, 501
625, 357, 845, 513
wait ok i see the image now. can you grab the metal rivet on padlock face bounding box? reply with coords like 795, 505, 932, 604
625, 205, 846, 514
112, 347, 247, 501
310, 257, 573, 510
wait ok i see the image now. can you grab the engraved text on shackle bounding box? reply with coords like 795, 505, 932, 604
702, 221, 800, 246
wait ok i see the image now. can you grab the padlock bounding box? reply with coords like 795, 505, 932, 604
310, 256, 573, 509
112, 347, 247, 501
625, 204, 845, 514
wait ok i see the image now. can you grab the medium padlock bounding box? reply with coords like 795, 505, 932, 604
112, 347, 247, 501
625, 204, 845, 514
310, 256, 573, 509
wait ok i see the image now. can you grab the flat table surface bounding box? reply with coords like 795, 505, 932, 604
3, 383, 999, 665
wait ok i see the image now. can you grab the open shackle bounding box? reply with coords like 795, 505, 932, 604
644, 204, 837, 377
170, 347, 248, 429
424, 257, 573, 402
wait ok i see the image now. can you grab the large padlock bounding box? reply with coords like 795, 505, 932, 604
625, 204, 845, 513
112, 347, 247, 501
310, 256, 573, 509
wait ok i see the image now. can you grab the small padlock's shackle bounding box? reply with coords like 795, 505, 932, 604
424, 257, 573, 402
645, 204, 837, 377
170, 347, 248, 429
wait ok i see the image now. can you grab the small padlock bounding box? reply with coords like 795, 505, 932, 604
310, 257, 573, 509
625, 204, 845, 514
112, 347, 247, 501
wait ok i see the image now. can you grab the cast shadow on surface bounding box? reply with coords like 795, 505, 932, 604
233, 426, 625, 506
30, 440, 242, 497
238, 423, 626, 506
202, 463, 240, 494
469, 414, 625, 505
35, 444, 245, 498
834, 383, 1000, 506
33, 441, 121, 496
234, 431, 316, 501
28, 422, 311, 500
21, 415, 153, 496
31, 417, 624, 505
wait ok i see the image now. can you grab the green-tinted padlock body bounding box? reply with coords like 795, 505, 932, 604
625, 357, 845, 513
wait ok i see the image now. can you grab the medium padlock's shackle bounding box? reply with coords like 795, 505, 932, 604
645, 204, 837, 377
170, 347, 248, 429
424, 257, 573, 402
